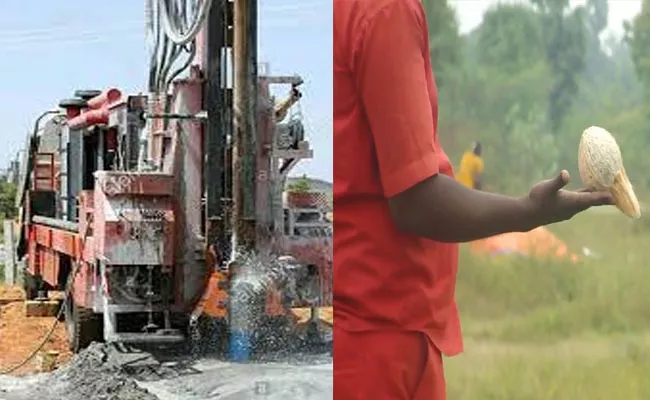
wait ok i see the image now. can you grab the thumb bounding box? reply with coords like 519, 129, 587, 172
541, 170, 570, 194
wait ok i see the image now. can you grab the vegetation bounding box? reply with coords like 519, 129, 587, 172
447, 211, 650, 399
0, 182, 17, 241
423, 0, 650, 194
286, 174, 312, 193
419, 0, 650, 398
0, 182, 17, 219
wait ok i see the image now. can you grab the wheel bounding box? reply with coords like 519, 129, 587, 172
23, 273, 39, 300
64, 295, 103, 352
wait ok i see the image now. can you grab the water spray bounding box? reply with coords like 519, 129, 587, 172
227, 251, 316, 361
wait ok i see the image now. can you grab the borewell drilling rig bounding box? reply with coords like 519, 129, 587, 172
14, 0, 332, 358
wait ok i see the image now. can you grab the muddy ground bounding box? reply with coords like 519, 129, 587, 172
0, 284, 332, 399
0, 342, 333, 400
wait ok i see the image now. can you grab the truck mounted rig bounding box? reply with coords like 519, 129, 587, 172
14, 0, 332, 358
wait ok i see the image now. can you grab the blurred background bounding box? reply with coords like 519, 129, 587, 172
424, 0, 650, 398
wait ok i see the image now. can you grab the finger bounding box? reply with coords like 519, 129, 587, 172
563, 190, 615, 208
540, 170, 570, 194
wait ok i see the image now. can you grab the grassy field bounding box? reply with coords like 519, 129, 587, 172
446, 207, 650, 399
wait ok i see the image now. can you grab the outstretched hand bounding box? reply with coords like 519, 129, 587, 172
525, 170, 614, 226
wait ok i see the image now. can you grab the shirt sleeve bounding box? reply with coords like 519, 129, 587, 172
354, 0, 438, 198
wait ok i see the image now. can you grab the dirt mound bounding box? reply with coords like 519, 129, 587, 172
0, 289, 71, 376
0, 286, 23, 300
3, 343, 159, 400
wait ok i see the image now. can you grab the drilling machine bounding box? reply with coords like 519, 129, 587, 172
14, 0, 332, 358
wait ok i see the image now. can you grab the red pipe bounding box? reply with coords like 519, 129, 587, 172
65, 107, 81, 119
67, 108, 109, 129
86, 88, 122, 110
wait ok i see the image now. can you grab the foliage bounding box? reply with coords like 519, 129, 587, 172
421, 0, 462, 89
428, 0, 650, 195
624, 0, 650, 100
286, 174, 311, 193
0, 182, 16, 219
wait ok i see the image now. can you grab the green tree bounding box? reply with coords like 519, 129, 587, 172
625, 0, 650, 103
582, 0, 610, 84
287, 175, 311, 193
427, 0, 649, 194
476, 4, 545, 75
0, 182, 17, 219
464, 4, 549, 124
421, 0, 462, 88
538, 1, 587, 132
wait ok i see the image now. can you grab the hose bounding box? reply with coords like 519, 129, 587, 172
147, 0, 161, 93
158, 0, 214, 45
141, 0, 212, 167
149, 0, 217, 91
165, 41, 196, 88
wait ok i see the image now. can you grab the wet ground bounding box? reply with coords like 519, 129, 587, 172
140, 355, 333, 399
0, 342, 333, 400
0, 254, 333, 399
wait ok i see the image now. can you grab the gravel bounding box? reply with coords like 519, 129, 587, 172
0, 342, 333, 400
0, 343, 159, 400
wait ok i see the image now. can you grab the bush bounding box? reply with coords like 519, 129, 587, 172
0, 182, 17, 219
287, 175, 311, 193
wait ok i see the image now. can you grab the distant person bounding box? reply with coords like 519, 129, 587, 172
333, 0, 614, 399
456, 141, 484, 190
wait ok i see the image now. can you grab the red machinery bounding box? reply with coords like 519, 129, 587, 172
14, 0, 331, 355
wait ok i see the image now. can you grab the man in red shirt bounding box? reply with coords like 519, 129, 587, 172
333, 0, 613, 399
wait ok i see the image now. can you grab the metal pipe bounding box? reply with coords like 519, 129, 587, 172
31, 216, 79, 233
17, 110, 61, 209
244, 0, 258, 223
32, 111, 61, 139
64, 107, 81, 119
66, 108, 110, 130
227, 0, 259, 363
86, 88, 122, 110
144, 111, 207, 120
232, 0, 257, 254
204, 0, 226, 250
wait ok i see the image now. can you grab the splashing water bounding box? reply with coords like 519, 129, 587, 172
227, 249, 326, 359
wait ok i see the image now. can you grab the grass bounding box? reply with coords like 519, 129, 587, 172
446, 207, 650, 399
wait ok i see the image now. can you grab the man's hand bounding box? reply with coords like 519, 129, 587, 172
523, 170, 614, 228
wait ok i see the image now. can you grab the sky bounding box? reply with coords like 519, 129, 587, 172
0, 0, 332, 181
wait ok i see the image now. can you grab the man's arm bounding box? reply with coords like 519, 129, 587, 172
355, 0, 606, 243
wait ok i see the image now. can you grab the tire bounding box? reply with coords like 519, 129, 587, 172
64, 296, 103, 352
23, 273, 39, 301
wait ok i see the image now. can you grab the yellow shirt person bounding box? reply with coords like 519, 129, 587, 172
456, 141, 484, 189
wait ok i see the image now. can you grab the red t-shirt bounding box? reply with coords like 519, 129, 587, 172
333, 0, 463, 356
